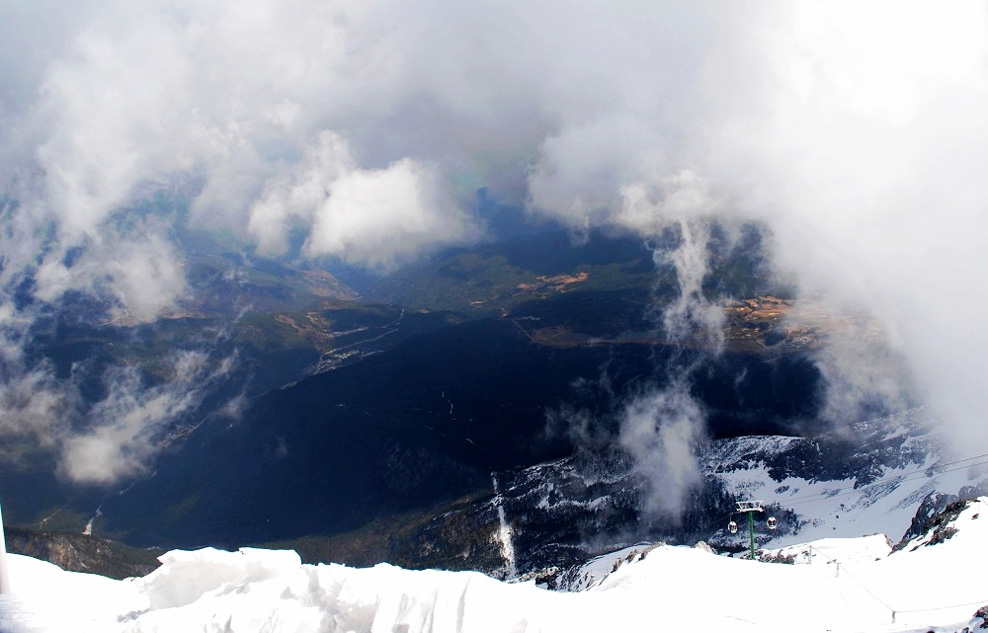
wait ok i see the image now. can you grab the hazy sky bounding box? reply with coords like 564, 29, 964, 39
2, 0, 988, 482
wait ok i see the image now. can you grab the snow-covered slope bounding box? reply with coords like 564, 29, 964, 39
489, 406, 988, 572
702, 407, 988, 549
3, 498, 988, 633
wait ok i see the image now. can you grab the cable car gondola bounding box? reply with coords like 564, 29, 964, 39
728, 520, 738, 534
767, 516, 777, 530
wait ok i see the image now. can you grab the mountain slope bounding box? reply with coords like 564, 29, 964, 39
3, 527, 161, 580
473, 407, 988, 576
89, 316, 823, 555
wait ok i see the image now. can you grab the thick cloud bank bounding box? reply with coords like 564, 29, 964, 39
1, 1, 987, 483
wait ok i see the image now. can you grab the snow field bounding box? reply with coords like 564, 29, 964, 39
707, 435, 982, 549
2, 499, 986, 633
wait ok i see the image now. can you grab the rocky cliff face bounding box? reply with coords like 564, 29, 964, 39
5, 527, 161, 580
407, 407, 988, 577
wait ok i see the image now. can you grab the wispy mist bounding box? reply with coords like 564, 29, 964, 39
618, 210, 725, 520
60, 350, 237, 484
1, 1, 987, 485
618, 379, 706, 520
0, 340, 237, 484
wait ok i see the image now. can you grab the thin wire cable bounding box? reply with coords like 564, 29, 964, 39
713, 485, 988, 621
709, 456, 988, 529
894, 598, 988, 614
777, 453, 988, 505
704, 448, 988, 534
780, 456, 988, 510
786, 541, 987, 617
707, 444, 988, 512
833, 564, 895, 612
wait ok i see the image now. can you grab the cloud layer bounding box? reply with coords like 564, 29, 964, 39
1, 1, 987, 482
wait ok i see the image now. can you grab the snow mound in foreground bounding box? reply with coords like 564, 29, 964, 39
2, 499, 988, 633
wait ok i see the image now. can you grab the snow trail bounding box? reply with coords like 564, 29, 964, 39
491, 474, 517, 579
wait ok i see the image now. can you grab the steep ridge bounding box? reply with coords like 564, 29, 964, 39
484, 407, 988, 576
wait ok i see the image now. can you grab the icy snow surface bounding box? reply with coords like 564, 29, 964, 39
703, 409, 988, 549
2, 499, 988, 633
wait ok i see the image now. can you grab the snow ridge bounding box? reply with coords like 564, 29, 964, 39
5, 499, 988, 632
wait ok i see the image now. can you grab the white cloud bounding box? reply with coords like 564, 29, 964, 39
0, 0, 986, 483
60, 350, 235, 484
304, 156, 474, 271
248, 131, 475, 269
619, 381, 705, 520
248, 131, 351, 256
698, 1, 988, 445
0, 365, 73, 460
0, 309, 235, 483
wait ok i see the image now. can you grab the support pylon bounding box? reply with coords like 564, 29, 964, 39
0, 500, 10, 593
734, 500, 764, 560
748, 509, 755, 560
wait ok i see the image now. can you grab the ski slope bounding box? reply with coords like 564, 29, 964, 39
2, 499, 986, 633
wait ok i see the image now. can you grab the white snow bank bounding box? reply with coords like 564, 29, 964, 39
555, 542, 664, 591
140, 547, 301, 609
0, 554, 145, 632
765, 533, 893, 565
2, 500, 988, 633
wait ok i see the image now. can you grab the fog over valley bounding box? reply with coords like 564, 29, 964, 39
0, 5, 987, 626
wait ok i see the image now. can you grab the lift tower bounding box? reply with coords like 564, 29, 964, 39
727, 500, 776, 560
